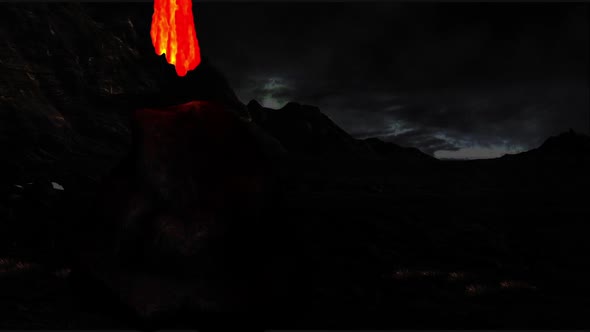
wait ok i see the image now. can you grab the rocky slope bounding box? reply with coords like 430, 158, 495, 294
0, 3, 245, 189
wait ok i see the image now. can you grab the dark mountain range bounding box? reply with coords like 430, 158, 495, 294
247, 98, 439, 164
1, 3, 589, 330
502, 129, 590, 164
247, 99, 371, 157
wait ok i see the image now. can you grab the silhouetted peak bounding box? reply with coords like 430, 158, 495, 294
246, 99, 368, 157
247, 99, 263, 109
502, 130, 590, 163
538, 130, 590, 153
281, 102, 302, 111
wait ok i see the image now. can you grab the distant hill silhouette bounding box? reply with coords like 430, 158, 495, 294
501, 129, 590, 164
247, 100, 369, 157
247, 99, 438, 163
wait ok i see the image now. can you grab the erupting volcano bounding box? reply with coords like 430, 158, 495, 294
151, 0, 201, 77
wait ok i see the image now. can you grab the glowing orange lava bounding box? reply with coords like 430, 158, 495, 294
151, 0, 201, 77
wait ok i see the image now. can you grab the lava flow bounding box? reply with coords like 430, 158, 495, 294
151, 0, 201, 77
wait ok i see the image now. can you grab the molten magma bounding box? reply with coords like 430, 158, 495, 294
151, 0, 201, 77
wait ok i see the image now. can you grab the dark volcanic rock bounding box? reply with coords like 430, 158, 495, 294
0, 3, 246, 186
74, 101, 278, 320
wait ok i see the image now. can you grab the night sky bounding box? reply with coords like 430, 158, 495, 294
194, 3, 588, 159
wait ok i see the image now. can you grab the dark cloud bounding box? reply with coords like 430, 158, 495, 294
193, 3, 589, 158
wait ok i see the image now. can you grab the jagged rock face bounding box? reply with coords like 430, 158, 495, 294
0, 3, 246, 186
133, 101, 267, 207
77, 101, 275, 317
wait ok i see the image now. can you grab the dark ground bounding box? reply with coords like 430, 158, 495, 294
1, 3, 590, 329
